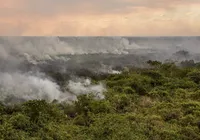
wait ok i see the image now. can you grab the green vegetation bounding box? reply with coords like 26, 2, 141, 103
1, 61, 200, 140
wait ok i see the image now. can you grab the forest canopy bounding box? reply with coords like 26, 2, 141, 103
0, 60, 200, 140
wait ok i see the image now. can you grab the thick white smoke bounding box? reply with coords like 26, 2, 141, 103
0, 37, 75, 61
0, 37, 136, 105
0, 72, 62, 104
67, 78, 106, 100
0, 72, 106, 104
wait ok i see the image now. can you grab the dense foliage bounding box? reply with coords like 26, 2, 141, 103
0, 61, 200, 140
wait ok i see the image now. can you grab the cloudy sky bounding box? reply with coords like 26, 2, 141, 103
1, 0, 200, 36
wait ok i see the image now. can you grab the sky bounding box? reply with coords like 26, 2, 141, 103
0, 0, 200, 36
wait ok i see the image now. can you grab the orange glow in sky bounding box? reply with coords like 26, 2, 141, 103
0, 0, 200, 36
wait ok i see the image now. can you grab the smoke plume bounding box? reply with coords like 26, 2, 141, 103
0, 36, 200, 104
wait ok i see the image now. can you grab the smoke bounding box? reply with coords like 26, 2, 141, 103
0, 36, 200, 105
99, 64, 122, 74
0, 72, 106, 105
0, 37, 141, 60
0, 72, 62, 104
0, 37, 74, 60
66, 78, 106, 100
1, 37, 131, 105
1, 36, 200, 60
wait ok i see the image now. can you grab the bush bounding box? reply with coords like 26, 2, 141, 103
1, 61, 200, 139
9, 113, 30, 130
187, 70, 200, 84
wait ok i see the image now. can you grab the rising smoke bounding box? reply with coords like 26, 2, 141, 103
0, 36, 200, 104
0, 72, 105, 105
